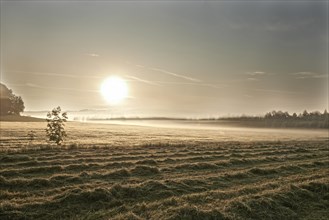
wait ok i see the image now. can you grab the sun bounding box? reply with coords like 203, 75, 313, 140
100, 76, 128, 105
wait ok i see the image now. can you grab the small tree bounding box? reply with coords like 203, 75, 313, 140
46, 106, 68, 145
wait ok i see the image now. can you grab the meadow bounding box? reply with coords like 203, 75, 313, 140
0, 121, 329, 219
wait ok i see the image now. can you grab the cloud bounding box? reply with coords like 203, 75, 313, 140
84, 53, 100, 57
247, 78, 260, 81
131, 63, 222, 88
228, 16, 314, 33
153, 81, 225, 89
135, 64, 201, 82
244, 94, 253, 98
265, 19, 314, 32
124, 75, 160, 86
290, 72, 328, 79
245, 71, 266, 76
252, 88, 301, 95
6, 70, 103, 79
124, 75, 224, 89
245, 71, 268, 81
150, 67, 202, 82
25, 83, 98, 93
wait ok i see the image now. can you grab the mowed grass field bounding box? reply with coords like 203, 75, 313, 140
1, 121, 329, 219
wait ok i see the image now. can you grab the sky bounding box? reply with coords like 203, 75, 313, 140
1, 0, 328, 117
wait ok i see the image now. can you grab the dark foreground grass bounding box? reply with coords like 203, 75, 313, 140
0, 140, 328, 219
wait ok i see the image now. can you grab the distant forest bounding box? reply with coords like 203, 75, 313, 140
219, 110, 329, 129
89, 110, 329, 129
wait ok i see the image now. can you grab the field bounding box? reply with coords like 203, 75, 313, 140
1, 121, 329, 219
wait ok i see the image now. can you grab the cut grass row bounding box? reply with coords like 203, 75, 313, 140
2, 171, 328, 219
1, 149, 327, 180
1, 140, 328, 219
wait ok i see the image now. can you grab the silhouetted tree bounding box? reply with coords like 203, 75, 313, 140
309, 111, 321, 120
302, 110, 309, 118
0, 83, 25, 115
284, 111, 290, 118
265, 112, 272, 119
10, 95, 25, 115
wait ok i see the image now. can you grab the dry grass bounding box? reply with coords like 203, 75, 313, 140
0, 121, 328, 219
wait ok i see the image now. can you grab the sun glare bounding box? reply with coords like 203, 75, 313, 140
100, 76, 128, 105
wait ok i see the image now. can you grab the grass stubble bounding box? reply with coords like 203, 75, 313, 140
0, 122, 328, 219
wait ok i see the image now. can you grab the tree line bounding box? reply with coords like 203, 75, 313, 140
264, 110, 328, 121
219, 110, 329, 128
262, 110, 329, 128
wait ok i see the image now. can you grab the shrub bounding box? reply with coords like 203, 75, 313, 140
46, 106, 68, 145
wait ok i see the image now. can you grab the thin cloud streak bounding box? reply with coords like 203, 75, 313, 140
135, 64, 201, 82
132, 63, 225, 89
252, 88, 302, 95
25, 83, 99, 93
153, 81, 225, 89
84, 53, 100, 57
124, 75, 161, 86
244, 94, 253, 98
229, 18, 314, 32
245, 71, 267, 76
247, 78, 260, 81
6, 70, 103, 79
150, 67, 202, 82
290, 72, 328, 79
124, 75, 224, 89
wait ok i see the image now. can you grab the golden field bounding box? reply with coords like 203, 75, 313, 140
1, 121, 328, 219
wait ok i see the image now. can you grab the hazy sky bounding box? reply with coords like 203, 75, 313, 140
1, 0, 328, 117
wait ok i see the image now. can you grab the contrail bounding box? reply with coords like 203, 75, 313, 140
133, 64, 224, 89
124, 75, 161, 86
150, 67, 202, 82
153, 81, 224, 89
135, 64, 201, 82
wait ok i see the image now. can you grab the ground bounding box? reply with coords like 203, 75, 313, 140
0, 121, 328, 219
